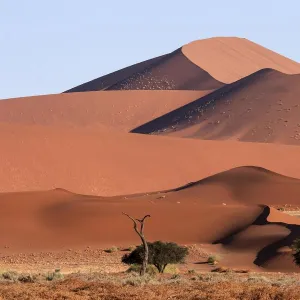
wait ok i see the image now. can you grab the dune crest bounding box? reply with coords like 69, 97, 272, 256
182, 37, 300, 83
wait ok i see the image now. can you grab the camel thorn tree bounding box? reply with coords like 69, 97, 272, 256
122, 213, 151, 276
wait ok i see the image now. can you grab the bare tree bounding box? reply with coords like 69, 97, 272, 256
122, 212, 151, 276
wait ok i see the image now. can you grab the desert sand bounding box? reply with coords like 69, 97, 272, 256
1, 36, 300, 276
0, 91, 207, 131
1, 167, 300, 273
182, 37, 300, 83
65, 49, 223, 92
2, 123, 300, 195
132, 70, 300, 144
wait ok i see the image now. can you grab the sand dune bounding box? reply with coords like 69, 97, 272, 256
160, 166, 300, 206
1, 167, 300, 271
65, 49, 223, 92
182, 37, 300, 83
2, 36, 300, 274
132, 69, 300, 144
3, 123, 300, 196
65, 37, 300, 93
0, 90, 207, 132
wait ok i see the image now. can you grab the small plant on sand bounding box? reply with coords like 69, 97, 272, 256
1, 271, 18, 282
122, 241, 188, 273
207, 255, 220, 265
105, 246, 119, 253
46, 269, 64, 281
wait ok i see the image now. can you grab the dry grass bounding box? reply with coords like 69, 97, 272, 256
0, 277, 300, 299
0, 271, 300, 299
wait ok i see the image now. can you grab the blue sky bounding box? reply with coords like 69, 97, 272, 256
0, 0, 299, 99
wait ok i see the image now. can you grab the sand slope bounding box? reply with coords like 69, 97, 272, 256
0, 91, 207, 132
182, 37, 300, 83
64, 54, 167, 92
132, 69, 300, 144
64, 49, 223, 92
3, 123, 300, 195
161, 166, 300, 206
1, 167, 300, 272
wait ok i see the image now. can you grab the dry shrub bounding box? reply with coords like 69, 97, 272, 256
0, 279, 300, 299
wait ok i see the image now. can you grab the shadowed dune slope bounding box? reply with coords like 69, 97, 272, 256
0, 91, 208, 132
64, 49, 224, 92
132, 69, 300, 145
3, 123, 300, 196
182, 37, 300, 83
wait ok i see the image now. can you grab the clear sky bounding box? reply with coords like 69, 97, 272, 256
0, 0, 299, 99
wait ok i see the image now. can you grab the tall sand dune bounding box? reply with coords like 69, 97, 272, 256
65, 49, 223, 92
65, 37, 300, 93
182, 37, 300, 83
132, 69, 300, 144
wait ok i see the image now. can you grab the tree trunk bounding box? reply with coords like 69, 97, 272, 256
140, 235, 149, 276
123, 213, 150, 276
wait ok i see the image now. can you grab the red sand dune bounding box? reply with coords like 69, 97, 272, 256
2, 123, 300, 196
64, 49, 223, 92
65, 37, 300, 93
161, 166, 300, 206
182, 37, 300, 83
132, 69, 300, 144
1, 168, 300, 271
2, 36, 300, 274
0, 91, 207, 132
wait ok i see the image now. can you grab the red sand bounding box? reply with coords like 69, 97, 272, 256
65, 49, 223, 92
1, 167, 300, 272
1, 36, 300, 274
182, 37, 300, 83
3, 123, 300, 196
0, 91, 208, 132
133, 69, 300, 145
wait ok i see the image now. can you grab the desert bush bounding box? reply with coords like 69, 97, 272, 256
17, 273, 36, 283
207, 255, 220, 265
46, 269, 64, 281
187, 269, 196, 275
105, 246, 119, 253
122, 241, 188, 273
1, 271, 18, 282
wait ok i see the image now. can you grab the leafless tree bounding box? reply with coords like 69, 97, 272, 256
122, 212, 151, 276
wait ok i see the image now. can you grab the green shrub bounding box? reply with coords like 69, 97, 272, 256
122, 241, 188, 273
